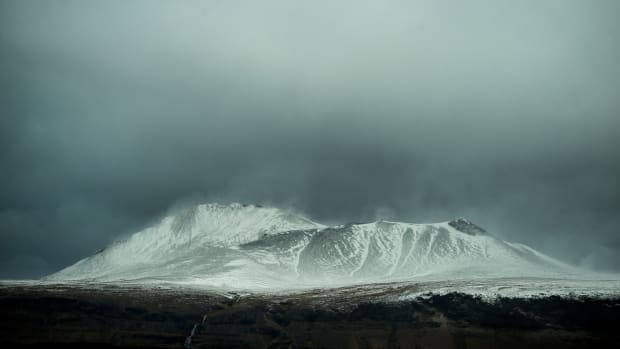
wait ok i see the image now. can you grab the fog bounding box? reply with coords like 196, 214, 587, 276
1, 0, 619, 278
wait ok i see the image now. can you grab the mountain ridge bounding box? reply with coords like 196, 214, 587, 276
45, 203, 580, 289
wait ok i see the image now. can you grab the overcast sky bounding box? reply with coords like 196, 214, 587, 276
1, 0, 619, 278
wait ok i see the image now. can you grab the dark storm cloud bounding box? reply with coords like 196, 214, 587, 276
1, 0, 619, 278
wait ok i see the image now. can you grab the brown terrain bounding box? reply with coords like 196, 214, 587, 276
0, 282, 618, 348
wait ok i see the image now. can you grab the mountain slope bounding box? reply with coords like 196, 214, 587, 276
46, 203, 578, 289
46, 203, 323, 282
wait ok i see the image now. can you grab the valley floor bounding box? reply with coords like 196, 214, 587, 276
1, 279, 619, 348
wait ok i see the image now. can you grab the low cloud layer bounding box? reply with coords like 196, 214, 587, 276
1, 0, 619, 278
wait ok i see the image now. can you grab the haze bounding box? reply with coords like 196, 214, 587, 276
1, 0, 619, 278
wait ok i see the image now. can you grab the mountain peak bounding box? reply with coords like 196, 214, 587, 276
202, 202, 261, 211
47, 204, 575, 287
448, 217, 487, 235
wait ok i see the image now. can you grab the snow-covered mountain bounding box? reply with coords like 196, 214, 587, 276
46, 203, 580, 289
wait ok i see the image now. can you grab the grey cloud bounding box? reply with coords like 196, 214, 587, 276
1, 0, 619, 278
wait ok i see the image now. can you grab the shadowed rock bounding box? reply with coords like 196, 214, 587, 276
448, 217, 488, 236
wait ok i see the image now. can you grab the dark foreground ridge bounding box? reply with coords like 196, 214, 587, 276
1, 282, 619, 349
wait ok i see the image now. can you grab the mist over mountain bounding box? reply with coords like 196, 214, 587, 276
1, 0, 620, 279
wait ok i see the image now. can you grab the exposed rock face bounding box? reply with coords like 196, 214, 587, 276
448, 217, 487, 235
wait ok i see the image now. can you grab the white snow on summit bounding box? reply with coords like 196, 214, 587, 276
46, 203, 322, 282
45, 203, 614, 294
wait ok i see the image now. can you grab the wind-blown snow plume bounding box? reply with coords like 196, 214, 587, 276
46, 203, 587, 289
